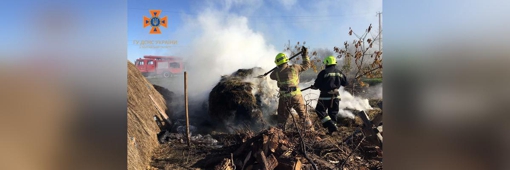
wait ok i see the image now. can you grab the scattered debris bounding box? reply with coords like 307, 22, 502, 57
150, 120, 382, 169
129, 62, 383, 170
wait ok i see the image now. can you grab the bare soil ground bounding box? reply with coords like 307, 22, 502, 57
143, 73, 382, 170
149, 107, 382, 170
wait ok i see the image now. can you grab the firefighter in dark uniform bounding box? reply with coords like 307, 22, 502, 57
310, 56, 348, 134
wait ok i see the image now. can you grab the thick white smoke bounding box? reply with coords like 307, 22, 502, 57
171, 7, 376, 121
365, 83, 383, 99
174, 9, 280, 101
300, 80, 372, 119
242, 69, 280, 117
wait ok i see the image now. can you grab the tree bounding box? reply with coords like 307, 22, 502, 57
334, 24, 383, 94
282, 41, 320, 73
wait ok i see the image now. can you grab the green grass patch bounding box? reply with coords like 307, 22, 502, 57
361, 78, 382, 86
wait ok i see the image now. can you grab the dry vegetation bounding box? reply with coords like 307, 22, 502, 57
208, 67, 270, 132
334, 24, 383, 93
149, 107, 382, 170
127, 61, 169, 170
144, 67, 382, 170
129, 25, 383, 170
284, 24, 383, 95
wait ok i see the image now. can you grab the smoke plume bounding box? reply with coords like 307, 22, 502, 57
300, 80, 372, 119
365, 83, 383, 99
313, 47, 335, 60
242, 68, 280, 119
174, 9, 280, 101
171, 7, 376, 122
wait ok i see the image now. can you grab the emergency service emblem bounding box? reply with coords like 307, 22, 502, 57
143, 10, 168, 34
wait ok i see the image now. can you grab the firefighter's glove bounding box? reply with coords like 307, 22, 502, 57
328, 89, 340, 95
301, 47, 308, 57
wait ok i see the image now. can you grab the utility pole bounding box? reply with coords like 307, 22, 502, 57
377, 12, 382, 52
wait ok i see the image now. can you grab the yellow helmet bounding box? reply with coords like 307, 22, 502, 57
323, 56, 337, 66
274, 53, 288, 66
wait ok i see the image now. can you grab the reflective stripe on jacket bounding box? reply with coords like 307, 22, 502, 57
313, 65, 348, 98
270, 55, 310, 97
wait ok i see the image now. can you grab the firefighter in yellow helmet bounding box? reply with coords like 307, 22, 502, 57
270, 47, 313, 130
310, 56, 348, 134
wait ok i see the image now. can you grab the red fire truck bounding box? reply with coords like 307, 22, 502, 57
134, 55, 186, 78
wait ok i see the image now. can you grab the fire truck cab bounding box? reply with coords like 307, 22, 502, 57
135, 55, 185, 78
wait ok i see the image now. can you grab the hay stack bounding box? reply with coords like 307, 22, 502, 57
208, 67, 275, 130
153, 84, 175, 118
127, 61, 169, 170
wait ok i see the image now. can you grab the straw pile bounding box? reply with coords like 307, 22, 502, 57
127, 61, 169, 170
208, 67, 276, 131
153, 84, 175, 118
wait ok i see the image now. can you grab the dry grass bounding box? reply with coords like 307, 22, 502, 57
127, 61, 169, 170
208, 68, 266, 131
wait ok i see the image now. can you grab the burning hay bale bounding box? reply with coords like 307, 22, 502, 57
153, 84, 175, 104
153, 84, 175, 121
208, 67, 278, 131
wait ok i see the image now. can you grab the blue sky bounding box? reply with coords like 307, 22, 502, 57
0, 0, 507, 99
127, 0, 382, 97
1, 0, 507, 62
127, 0, 383, 62
0, 0, 127, 62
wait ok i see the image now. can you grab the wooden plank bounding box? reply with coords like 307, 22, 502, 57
357, 110, 384, 147
293, 159, 302, 170
372, 112, 383, 126
263, 134, 269, 156
358, 111, 375, 138
274, 158, 295, 170
267, 154, 278, 170
233, 135, 262, 156
214, 158, 233, 170
376, 125, 383, 145
357, 111, 373, 128
149, 94, 169, 120
255, 151, 269, 170
376, 126, 383, 133
242, 151, 252, 170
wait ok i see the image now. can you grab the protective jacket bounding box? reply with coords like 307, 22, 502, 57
269, 55, 311, 97
313, 65, 348, 99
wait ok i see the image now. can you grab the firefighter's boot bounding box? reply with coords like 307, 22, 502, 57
321, 116, 338, 134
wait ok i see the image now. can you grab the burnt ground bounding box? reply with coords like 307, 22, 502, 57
146, 76, 382, 170
149, 107, 382, 170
